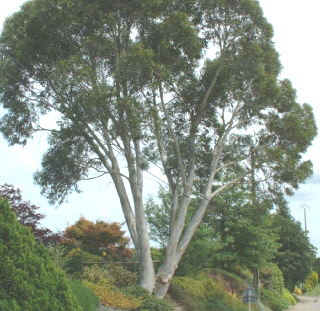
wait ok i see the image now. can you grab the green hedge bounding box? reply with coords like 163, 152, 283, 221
69, 279, 100, 311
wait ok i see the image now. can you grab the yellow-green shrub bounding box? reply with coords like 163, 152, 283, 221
83, 279, 142, 310
103, 262, 138, 287
306, 271, 318, 288
282, 288, 296, 305
294, 286, 302, 295
169, 275, 246, 311
82, 263, 137, 288
305, 281, 313, 292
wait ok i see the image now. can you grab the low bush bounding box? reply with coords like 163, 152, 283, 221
69, 279, 100, 311
206, 269, 247, 295
65, 248, 102, 275
169, 275, 247, 311
82, 264, 112, 284
306, 271, 318, 288
104, 263, 138, 287
282, 288, 296, 305
121, 285, 173, 311
301, 283, 308, 293
301, 271, 319, 293
82, 263, 138, 288
206, 296, 236, 311
120, 285, 150, 299
260, 288, 289, 311
83, 279, 142, 310
169, 277, 206, 311
137, 296, 173, 311
305, 280, 313, 292
293, 286, 302, 295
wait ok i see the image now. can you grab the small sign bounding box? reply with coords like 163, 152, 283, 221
242, 284, 258, 303
103, 252, 106, 257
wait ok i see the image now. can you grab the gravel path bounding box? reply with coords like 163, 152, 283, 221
287, 295, 320, 311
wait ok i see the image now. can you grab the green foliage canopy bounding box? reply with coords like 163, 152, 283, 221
272, 204, 316, 291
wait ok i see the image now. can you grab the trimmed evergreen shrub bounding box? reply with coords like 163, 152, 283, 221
69, 279, 100, 311
169, 275, 247, 311
260, 288, 289, 311
206, 296, 235, 311
0, 198, 82, 311
169, 277, 207, 311
121, 285, 173, 311
282, 288, 296, 305
260, 264, 285, 294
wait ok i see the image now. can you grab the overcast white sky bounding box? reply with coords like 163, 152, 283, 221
1, 0, 320, 255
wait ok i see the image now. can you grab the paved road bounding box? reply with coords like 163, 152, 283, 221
287, 296, 320, 311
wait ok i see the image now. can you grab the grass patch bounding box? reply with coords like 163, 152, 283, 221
303, 283, 320, 296
69, 279, 100, 311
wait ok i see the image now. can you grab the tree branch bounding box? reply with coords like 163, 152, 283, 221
159, 83, 186, 186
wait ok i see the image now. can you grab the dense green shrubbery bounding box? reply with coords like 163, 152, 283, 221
259, 264, 296, 310
81, 265, 161, 310
169, 277, 206, 311
305, 271, 318, 290
207, 269, 247, 295
64, 248, 103, 275
121, 285, 173, 311
82, 266, 172, 311
282, 288, 296, 305
82, 263, 138, 287
104, 263, 138, 287
300, 271, 319, 293
0, 198, 82, 311
260, 288, 289, 311
69, 279, 100, 311
206, 296, 237, 311
301, 283, 308, 293
169, 274, 247, 311
260, 264, 285, 294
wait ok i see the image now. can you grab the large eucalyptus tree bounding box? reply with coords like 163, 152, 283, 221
0, 0, 317, 296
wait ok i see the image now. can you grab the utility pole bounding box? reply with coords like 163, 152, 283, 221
300, 204, 309, 234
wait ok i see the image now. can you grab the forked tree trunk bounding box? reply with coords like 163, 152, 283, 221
154, 259, 176, 297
